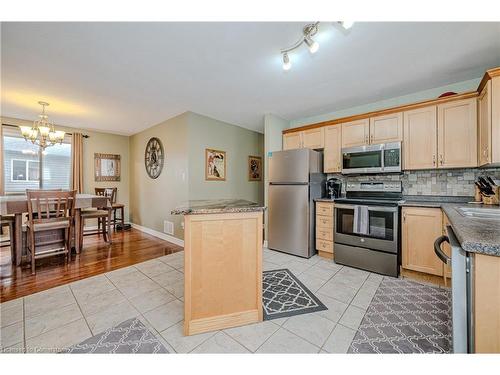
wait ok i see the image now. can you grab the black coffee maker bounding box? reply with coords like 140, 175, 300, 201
326, 178, 342, 199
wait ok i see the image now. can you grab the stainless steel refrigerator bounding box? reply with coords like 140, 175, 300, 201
268, 149, 326, 258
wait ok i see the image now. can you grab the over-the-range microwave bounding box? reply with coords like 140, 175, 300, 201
342, 141, 401, 174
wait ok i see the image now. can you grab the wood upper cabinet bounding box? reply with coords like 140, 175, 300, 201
283, 132, 302, 150
341, 119, 370, 148
437, 98, 477, 168
478, 77, 500, 166
302, 127, 324, 149
403, 106, 438, 170
402, 207, 443, 276
323, 125, 342, 173
369, 112, 403, 144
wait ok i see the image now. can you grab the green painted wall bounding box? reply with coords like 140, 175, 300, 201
129, 111, 264, 241
187, 112, 264, 204
290, 78, 482, 128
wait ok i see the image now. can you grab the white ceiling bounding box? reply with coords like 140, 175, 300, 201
1, 22, 500, 135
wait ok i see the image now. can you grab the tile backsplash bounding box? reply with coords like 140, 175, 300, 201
328, 167, 500, 197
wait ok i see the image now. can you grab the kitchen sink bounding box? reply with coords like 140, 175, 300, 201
456, 206, 500, 220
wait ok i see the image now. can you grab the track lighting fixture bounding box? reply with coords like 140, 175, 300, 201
280, 22, 320, 71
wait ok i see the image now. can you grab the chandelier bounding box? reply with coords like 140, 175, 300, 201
20, 101, 66, 150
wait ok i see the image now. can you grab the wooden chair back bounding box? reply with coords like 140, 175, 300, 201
26, 190, 77, 224
95, 187, 117, 204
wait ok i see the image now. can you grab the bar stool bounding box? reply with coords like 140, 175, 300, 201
95, 188, 125, 230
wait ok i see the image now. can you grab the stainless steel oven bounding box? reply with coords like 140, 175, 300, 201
333, 181, 402, 277
342, 142, 401, 174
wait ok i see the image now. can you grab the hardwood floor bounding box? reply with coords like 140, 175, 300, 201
0, 228, 183, 302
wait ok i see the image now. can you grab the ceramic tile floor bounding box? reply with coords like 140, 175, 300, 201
0, 248, 384, 354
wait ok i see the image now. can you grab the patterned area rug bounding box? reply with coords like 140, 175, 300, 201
64, 318, 169, 353
348, 278, 452, 353
262, 269, 327, 320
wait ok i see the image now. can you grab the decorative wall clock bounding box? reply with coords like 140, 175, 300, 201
144, 137, 164, 179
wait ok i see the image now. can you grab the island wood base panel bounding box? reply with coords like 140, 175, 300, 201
183, 211, 263, 336
318, 250, 334, 260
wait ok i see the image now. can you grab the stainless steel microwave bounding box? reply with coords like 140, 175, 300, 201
342, 142, 401, 174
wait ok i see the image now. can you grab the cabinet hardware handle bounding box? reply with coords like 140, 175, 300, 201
403, 214, 406, 222
370, 134, 373, 143
439, 154, 444, 165
432, 155, 436, 166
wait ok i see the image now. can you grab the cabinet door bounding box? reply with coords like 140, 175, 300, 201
478, 81, 492, 166
323, 125, 342, 173
302, 128, 324, 149
283, 132, 302, 150
369, 112, 403, 144
341, 119, 370, 148
402, 207, 443, 276
437, 98, 477, 168
442, 213, 452, 280
403, 106, 437, 170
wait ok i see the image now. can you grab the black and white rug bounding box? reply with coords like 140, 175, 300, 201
64, 318, 169, 353
348, 278, 452, 354
262, 269, 327, 320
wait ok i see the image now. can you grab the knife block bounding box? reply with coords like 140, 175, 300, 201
482, 186, 500, 205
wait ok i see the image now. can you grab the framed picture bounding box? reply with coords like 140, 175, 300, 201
205, 149, 226, 181
248, 156, 262, 181
94, 153, 121, 182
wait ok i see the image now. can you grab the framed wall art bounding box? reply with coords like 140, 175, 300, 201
248, 156, 262, 181
94, 153, 121, 182
205, 148, 226, 181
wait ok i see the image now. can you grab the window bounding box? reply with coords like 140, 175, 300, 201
2, 125, 72, 193
11, 160, 40, 181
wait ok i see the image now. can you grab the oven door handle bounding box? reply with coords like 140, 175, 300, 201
434, 235, 451, 266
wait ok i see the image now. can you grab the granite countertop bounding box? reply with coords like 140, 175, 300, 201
401, 196, 500, 257
171, 199, 265, 215
314, 198, 338, 203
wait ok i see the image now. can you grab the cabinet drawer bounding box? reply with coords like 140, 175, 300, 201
316, 215, 333, 228
316, 239, 333, 253
316, 203, 334, 216
316, 227, 333, 241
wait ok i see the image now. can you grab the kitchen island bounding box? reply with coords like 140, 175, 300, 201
172, 199, 265, 336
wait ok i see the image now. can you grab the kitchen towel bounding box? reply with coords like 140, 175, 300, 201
353, 205, 369, 235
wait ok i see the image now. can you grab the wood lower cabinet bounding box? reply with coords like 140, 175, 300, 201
341, 119, 370, 148
437, 98, 477, 168
323, 125, 342, 173
403, 106, 438, 170
369, 112, 403, 144
283, 132, 302, 150
474, 253, 500, 353
442, 213, 452, 282
316, 202, 334, 259
402, 207, 443, 276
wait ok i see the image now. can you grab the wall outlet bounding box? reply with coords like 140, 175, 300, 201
163, 220, 174, 235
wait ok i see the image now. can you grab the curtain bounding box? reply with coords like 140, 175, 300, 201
71, 132, 84, 193
0, 125, 4, 196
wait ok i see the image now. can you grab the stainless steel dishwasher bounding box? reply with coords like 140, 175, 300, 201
434, 225, 475, 353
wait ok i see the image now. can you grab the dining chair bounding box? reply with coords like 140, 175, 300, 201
95, 187, 125, 230
26, 190, 76, 274
80, 191, 112, 248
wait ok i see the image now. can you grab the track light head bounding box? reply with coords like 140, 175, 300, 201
340, 21, 355, 30
282, 53, 291, 71
304, 36, 319, 54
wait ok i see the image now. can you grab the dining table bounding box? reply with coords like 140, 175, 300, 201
0, 193, 110, 266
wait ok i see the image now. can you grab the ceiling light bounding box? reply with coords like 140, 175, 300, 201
20, 101, 65, 150
304, 36, 319, 54
282, 53, 291, 71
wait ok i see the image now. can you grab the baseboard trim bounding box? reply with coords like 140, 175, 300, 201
263, 240, 268, 248
130, 223, 184, 247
